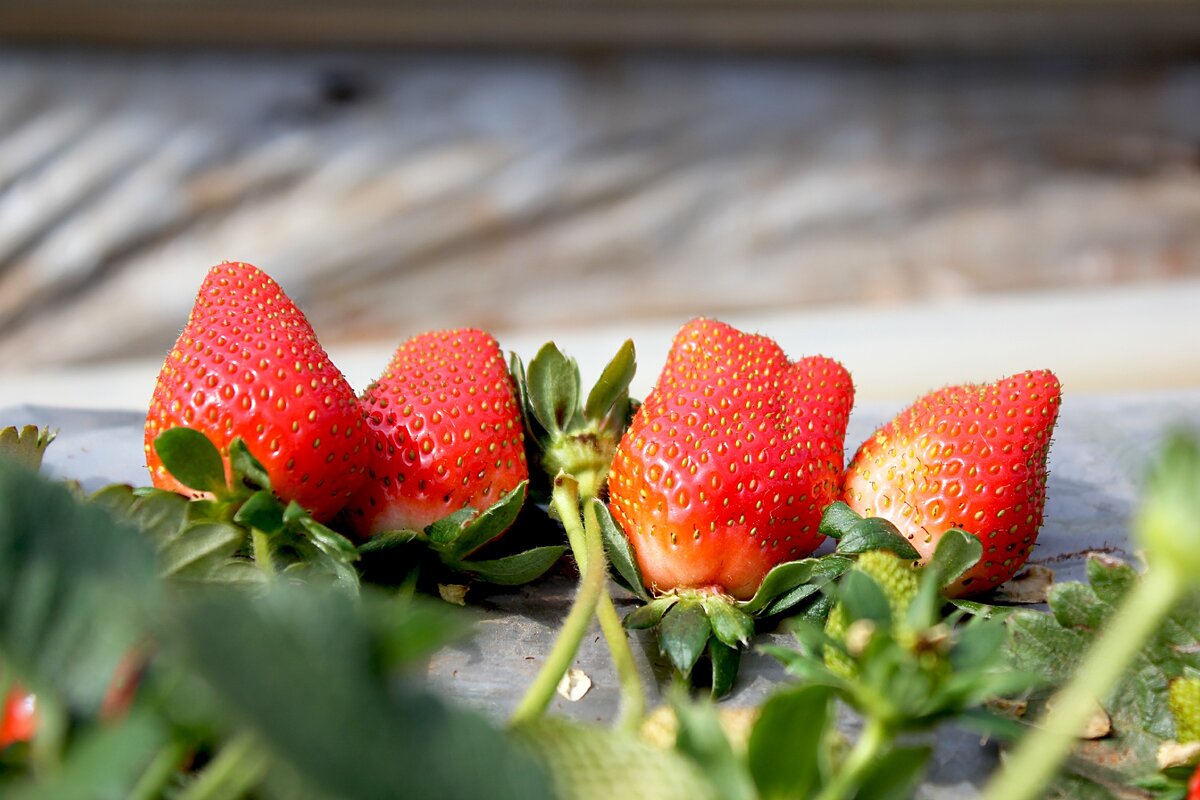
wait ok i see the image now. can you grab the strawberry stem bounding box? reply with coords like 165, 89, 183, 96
129, 741, 189, 800
250, 529, 275, 581
583, 500, 646, 732
814, 715, 890, 800
176, 732, 268, 800
983, 564, 1184, 800
509, 476, 607, 726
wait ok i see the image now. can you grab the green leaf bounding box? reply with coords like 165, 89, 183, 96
583, 339, 636, 422
426, 509, 477, 547
764, 558, 853, 617
454, 546, 566, 586
169, 584, 554, 800
152, 428, 227, 495
740, 558, 817, 615
1086, 553, 1138, 605
159, 522, 244, 579
704, 598, 755, 649
526, 342, 580, 435
595, 500, 649, 601
671, 691, 756, 800
624, 596, 678, 630
659, 601, 713, 678
854, 745, 932, 800
0, 425, 56, 472
708, 638, 741, 700
357, 529, 425, 554
283, 502, 359, 562
928, 529, 983, 588
229, 437, 271, 490
6, 711, 169, 800
839, 571, 892, 627
748, 684, 834, 800
835, 517, 921, 560
949, 597, 1016, 620
818, 500, 862, 539
235, 490, 287, 534
444, 482, 527, 560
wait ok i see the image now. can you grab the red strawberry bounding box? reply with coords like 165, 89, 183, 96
145, 262, 370, 522
347, 328, 528, 537
842, 370, 1061, 596
1189, 763, 1200, 800
607, 318, 854, 600
0, 685, 35, 748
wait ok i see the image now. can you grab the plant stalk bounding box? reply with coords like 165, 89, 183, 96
509, 477, 607, 726
814, 715, 890, 800
983, 566, 1184, 800
177, 732, 267, 800
251, 528, 275, 580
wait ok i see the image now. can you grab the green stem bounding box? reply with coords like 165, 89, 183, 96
584, 501, 646, 732
814, 715, 891, 800
510, 477, 607, 726
177, 733, 267, 800
251, 528, 275, 580
129, 741, 188, 800
983, 566, 1184, 800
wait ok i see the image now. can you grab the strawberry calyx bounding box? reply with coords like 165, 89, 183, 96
150, 427, 360, 589
0, 426, 56, 473
512, 340, 637, 502
358, 481, 566, 588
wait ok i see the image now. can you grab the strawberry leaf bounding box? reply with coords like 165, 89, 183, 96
659, 601, 713, 678
426, 509, 477, 547
853, 745, 932, 800
747, 684, 833, 800
153, 428, 227, 496
927, 529, 983, 588
761, 557, 853, 617
834, 517, 921, 561
451, 546, 567, 586
595, 500, 650, 602
740, 558, 819, 615
229, 437, 271, 492
838, 571, 893, 627
443, 482, 527, 560
583, 339, 636, 423
234, 490, 287, 535
1004, 554, 1200, 793
526, 342, 580, 435
670, 690, 755, 800
357, 529, 426, 553
818, 501, 864, 539
283, 502, 359, 563
158, 522, 245, 580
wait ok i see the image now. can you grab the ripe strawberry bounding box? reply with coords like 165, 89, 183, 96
347, 328, 528, 537
1190, 763, 1200, 800
842, 370, 1061, 596
608, 318, 854, 601
145, 262, 370, 522
0, 685, 35, 748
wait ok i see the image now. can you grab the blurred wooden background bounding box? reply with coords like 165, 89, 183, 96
1, 7, 1199, 397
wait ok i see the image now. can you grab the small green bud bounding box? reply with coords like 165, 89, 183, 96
825, 550, 920, 678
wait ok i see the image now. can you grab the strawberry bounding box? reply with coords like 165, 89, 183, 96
347, 328, 528, 538
0, 685, 36, 748
145, 262, 370, 522
608, 317, 854, 600
842, 370, 1061, 597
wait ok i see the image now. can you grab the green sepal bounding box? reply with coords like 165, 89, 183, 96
659, 600, 713, 678
669, 689, 756, 800
441, 482, 527, 560
703, 598, 755, 649
948, 597, 1014, 620
153, 428, 227, 496
854, 745, 933, 800
159, 522, 245, 579
234, 490, 287, 535
839, 570, 893, 627
763, 557, 854, 617
526, 342, 580, 436
835, 516, 921, 561
356, 529, 426, 554
229, 437, 271, 491
740, 558, 820, 615
0, 425, 56, 471
761, 641, 845, 688
747, 684, 834, 800
427, 509, 477, 547
449, 545, 567, 586
906, 567, 944, 630
818, 501, 862, 539
928, 529, 983, 588
583, 339, 636, 423
707, 638, 742, 700
284, 502, 360, 563
624, 595, 678, 629
595, 500, 650, 601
